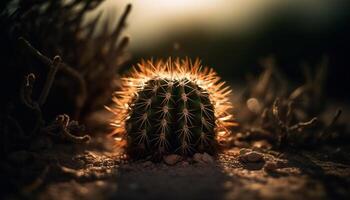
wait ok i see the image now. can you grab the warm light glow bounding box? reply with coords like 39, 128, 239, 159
86, 0, 338, 51
107, 58, 237, 147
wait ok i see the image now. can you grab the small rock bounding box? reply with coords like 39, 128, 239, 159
202, 153, 215, 163
243, 162, 265, 170
193, 153, 215, 164
163, 154, 182, 165
239, 151, 264, 163
239, 151, 265, 170
193, 153, 203, 162
264, 161, 278, 171
265, 159, 288, 171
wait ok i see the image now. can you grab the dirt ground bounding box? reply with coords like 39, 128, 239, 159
3, 134, 350, 200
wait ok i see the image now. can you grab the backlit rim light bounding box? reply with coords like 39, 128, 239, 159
106, 58, 237, 147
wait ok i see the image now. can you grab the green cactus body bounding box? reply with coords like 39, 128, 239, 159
109, 58, 235, 160
126, 78, 216, 158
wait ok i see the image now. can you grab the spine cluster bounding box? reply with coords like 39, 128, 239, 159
126, 78, 216, 158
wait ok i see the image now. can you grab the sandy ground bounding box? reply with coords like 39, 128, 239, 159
3, 138, 347, 200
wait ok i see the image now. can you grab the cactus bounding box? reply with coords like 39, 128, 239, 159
108, 58, 236, 159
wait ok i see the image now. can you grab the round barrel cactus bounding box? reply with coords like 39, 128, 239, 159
108, 58, 235, 159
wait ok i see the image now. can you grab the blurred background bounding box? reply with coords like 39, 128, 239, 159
87, 0, 350, 102
1, 1, 350, 199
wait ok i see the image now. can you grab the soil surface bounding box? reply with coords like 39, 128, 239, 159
3, 134, 350, 200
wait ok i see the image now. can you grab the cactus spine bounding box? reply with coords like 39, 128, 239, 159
109, 58, 236, 159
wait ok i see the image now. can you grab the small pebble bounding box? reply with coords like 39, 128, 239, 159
202, 153, 215, 163
239, 151, 264, 163
264, 161, 278, 171
193, 153, 215, 164
193, 153, 202, 162
163, 154, 182, 165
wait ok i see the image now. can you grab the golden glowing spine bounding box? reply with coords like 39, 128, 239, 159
107, 58, 236, 157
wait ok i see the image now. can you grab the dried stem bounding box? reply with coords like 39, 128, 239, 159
289, 117, 318, 131
54, 114, 91, 143
20, 73, 44, 135
19, 37, 87, 116
108, 4, 132, 52
20, 73, 36, 109
38, 56, 61, 106
272, 98, 285, 129
286, 100, 294, 126
289, 85, 309, 100
115, 36, 130, 56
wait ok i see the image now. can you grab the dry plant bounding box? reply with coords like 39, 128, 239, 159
0, 0, 132, 152
234, 56, 347, 149
1, 0, 131, 118
0, 1, 132, 196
